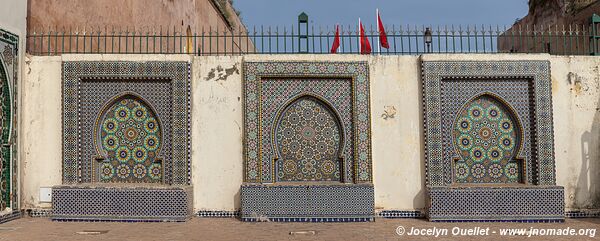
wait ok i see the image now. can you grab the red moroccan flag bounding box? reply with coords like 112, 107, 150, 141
331, 25, 340, 53
359, 19, 371, 54
377, 10, 389, 48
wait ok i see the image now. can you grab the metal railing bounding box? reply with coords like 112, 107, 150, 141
26, 24, 600, 55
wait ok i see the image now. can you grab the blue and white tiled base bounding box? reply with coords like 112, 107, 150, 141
377, 210, 425, 218
0, 210, 21, 224
241, 183, 374, 222
565, 210, 600, 218
197, 211, 240, 218
241, 217, 374, 222
52, 185, 193, 222
26, 209, 52, 218
427, 186, 565, 222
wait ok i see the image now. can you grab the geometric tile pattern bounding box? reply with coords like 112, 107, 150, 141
51, 185, 193, 221
96, 96, 163, 183
0, 28, 18, 213
197, 210, 240, 218
442, 79, 534, 185
422, 61, 556, 186
0, 210, 21, 224
428, 186, 565, 222
422, 61, 562, 222
240, 184, 374, 222
377, 210, 425, 218
25, 209, 52, 218
243, 62, 372, 184
453, 96, 522, 183
62, 61, 191, 185
275, 96, 342, 182
565, 210, 600, 218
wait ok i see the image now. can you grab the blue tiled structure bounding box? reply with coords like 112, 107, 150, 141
241, 61, 374, 222
421, 60, 564, 222
55, 61, 193, 221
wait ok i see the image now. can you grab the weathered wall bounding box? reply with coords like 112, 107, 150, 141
20, 53, 600, 213
27, 0, 254, 53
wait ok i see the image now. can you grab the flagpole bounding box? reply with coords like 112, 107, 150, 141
358, 18, 361, 54
336, 23, 340, 53
333, 23, 342, 53
377, 8, 381, 54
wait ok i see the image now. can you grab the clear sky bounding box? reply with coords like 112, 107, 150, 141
233, 0, 529, 31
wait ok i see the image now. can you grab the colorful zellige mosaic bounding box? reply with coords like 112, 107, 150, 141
422, 61, 563, 221
0, 28, 18, 212
453, 95, 522, 183
275, 96, 342, 182
243, 62, 372, 184
97, 97, 162, 183
62, 62, 191, 185
422, 61, 556, 186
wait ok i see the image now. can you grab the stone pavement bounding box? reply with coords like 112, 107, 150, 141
0, 217, 599, 241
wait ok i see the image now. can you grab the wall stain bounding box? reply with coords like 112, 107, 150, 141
205, 64, 239, 82
381, 106, 396, 120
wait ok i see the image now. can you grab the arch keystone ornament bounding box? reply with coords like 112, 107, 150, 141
422, 60, 564, 222
55, 61, 192, 222
241, 61, 374, 222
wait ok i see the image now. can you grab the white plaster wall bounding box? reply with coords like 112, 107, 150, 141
19, 53, 600, 213
549, 56, 600, 211
192, 56, 244, 211
21, 56, 62, 208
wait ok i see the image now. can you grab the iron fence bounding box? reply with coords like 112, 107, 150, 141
26, 24, 600, 55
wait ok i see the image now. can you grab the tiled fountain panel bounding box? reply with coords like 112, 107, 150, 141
240, 184, 374, 222
422, 60, 563, 222
0, 28, 19, 222
52, 185, 193, 221
428, 186, 564, 221
241, 62, 374, 222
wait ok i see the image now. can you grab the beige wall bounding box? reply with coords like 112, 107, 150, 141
20, 53, 600, 213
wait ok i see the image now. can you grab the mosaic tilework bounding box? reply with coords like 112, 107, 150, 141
428, 186, 564, 221
0, 28, 18, 213
197, 210, 240, 218
421, 61, 562, 222
565, 210, 600, 218
442, 79, 534, 185
453, 96, 522, 183
62, 61, 191, 185
422, 61, 555, 186
241, 217, 374, 222
97, 96, 163, 183
377, 210, 425, 218
52, 186, 193, 221
275, 96, 342, 182
240, 184, 374, 222
26, 209, 52, 218
243, 62, 372, 184
0, 210, 21, 224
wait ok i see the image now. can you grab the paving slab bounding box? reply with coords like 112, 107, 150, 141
0, 217, 598, 241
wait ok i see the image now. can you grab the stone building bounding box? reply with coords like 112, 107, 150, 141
26, 0, 254, 54
498, 0, 600, 54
